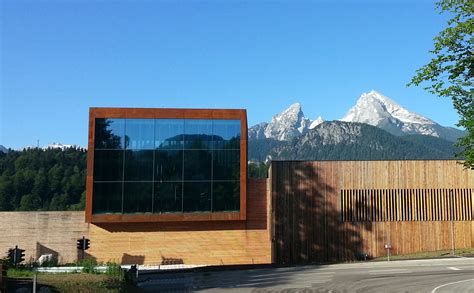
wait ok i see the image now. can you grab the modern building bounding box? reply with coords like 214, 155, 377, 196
0, 107, 472, 266
86, 108, 248, 223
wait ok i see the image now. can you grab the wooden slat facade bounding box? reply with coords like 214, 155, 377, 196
271, 160, 474, 264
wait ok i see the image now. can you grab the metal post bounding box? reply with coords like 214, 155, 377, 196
82, 236, 85, 260
14, 245, 18, 265
450, 189, 455, 256
33, 273, 37, 293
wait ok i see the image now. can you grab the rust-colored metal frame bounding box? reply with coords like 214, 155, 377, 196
85, 108, 248, 223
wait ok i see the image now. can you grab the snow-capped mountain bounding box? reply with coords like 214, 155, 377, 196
309, 116, 324, 129
0, 145, 8, 153
340, 90, 464, 141
249, 121, 459, 162
42, 142, 74, 150
248, 103, 324, 141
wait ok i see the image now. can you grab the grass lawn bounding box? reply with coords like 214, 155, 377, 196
7, 272, 141, 292
372, 247, 474, 261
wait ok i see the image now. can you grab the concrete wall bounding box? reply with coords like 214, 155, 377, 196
88, 179, 272, 265
0, 179, 271, 265
0, 211, 89, 264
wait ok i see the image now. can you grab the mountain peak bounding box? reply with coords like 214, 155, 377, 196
275, 102, 303, 120
339, 91, 466, 140
359, 90, 398, 107
248, 91, 464, 143
309, 116, 324, 129
343, 90, 435, 126
264, 102, 310, 140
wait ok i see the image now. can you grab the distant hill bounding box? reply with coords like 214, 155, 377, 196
0, 147, 87, 211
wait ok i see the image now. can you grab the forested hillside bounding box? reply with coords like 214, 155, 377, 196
0, 147, 87, 211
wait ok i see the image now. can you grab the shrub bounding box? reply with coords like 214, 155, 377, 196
105, 261, 124, 280
77, 258, 98, 274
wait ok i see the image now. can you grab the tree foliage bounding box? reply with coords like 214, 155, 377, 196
409, 0, 473, 169
0, 147, 87, 211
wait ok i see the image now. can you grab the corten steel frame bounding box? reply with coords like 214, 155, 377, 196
86, 108, 248, 223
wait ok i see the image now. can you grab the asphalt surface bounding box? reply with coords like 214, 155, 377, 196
137, 258, 474, 292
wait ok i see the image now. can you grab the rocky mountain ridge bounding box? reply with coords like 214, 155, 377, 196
249, 90, 464, 142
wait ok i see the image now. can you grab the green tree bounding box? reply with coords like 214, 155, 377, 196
19, 194, 41, 211
409, 0, 473, 169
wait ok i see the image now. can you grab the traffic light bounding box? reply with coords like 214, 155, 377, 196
15, 248, 25, 264
7, 248, 14, 263
84, 239, 90, 250
76, 237, 90, 250
77, 238, 85, 250
6, 246, 25, 265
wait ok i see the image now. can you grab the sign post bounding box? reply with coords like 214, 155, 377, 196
385, 244, 392, 261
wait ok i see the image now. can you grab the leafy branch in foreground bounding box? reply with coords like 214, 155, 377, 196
408, 0, 473, 169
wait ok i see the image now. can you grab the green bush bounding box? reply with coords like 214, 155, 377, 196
105, 261, 124, 280
77, 258, 98, 274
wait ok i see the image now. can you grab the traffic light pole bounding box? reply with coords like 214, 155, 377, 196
13, 245, 18, 265
82, 236, 85, 260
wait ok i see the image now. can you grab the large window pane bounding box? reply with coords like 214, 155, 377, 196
184, 150, 211, 180
155, 150, 183, 181
184, 120, 213, 149
213, 120, 240, 149
154, 182, 183, 213
92, 182, 123, 213
123, 182, 152, 213
95, 118, 124, 149
155, 119, 184, 150
94, 150, 123, 181
183, 182, 211, 212
125, 119, 154, 149
213, 181, 240, 211
124, 150, 153, 181
213, 150, 240, 180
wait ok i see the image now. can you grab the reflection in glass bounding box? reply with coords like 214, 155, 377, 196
123, 182, 153, 213
213, 181, 240, 211
93, 117, 243, 215
213, 150, 240, 180
154, 182, 182, 213
92, 182, 123, 213
184, 120, 213, 149
155, 119, 184, 149
213, 120, 240, 149
125, 119, 155, 149
155, 150, 183, 181
94, 150, 124, 181
124, 150, 153, 181
95, 118, 124, 149
184, 150, 212, 180
183, 182, 211, 212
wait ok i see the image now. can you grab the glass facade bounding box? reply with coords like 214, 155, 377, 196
92, 118, 241, 214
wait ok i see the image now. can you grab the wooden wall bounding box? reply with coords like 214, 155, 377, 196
0, 212, 89, 264
271, 160, 474, 264
87, 179, 271, 265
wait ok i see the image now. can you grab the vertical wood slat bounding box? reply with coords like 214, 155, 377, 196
340, 188, 473, 222
273, 161, 474, 264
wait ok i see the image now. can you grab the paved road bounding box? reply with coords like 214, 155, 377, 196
138, 258, 474, 292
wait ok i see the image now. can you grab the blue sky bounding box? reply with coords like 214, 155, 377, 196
1, 0, 459, 149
